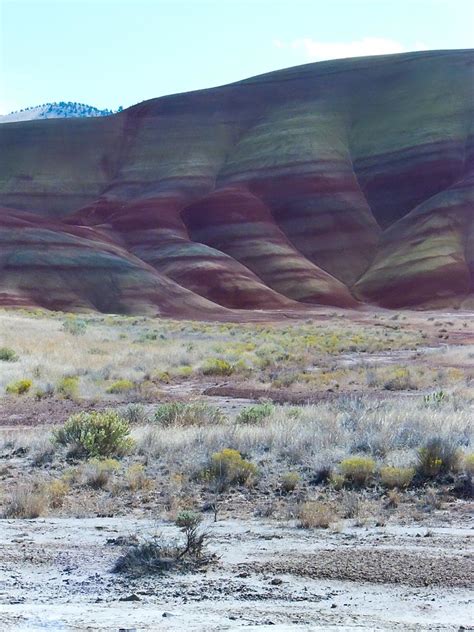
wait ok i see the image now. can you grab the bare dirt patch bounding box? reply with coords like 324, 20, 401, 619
250, 548, 473, 588
0, 397, 98, 427
0, 517, 472, 631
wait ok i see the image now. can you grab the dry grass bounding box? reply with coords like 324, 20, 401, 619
133, 396, 472, 477
0, 391, 471, 522
298, 500, 336, 528
2, 308, 458, 400
2, 485, 48, 518
380, 466, 415, 489
79, 458, 121, 489
0, 308, 472, 524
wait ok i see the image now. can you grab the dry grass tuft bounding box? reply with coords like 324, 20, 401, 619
298, 500, 336, 529
2, 485, 48, 518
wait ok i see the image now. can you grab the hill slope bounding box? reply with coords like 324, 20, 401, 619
0, 50, 473, 316
0, 102, 116, 124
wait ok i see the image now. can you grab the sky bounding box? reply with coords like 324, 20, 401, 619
0, 0, 473, 114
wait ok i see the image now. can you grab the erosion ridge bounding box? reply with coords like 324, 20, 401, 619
0, 49, 473, 315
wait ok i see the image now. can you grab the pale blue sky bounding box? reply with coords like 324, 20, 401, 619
1, 0, 473, 114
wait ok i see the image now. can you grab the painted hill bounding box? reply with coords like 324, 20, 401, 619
0, 102, 118, 124
0, 50, 472, 316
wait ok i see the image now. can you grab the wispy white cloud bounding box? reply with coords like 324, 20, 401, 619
274, 37, 428, 61
272, 38, 285, 50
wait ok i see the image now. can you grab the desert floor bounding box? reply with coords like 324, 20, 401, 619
0, 307, 472, 630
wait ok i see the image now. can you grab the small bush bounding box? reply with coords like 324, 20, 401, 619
175, 511, 205, 557
53, 410, 134, 458
106, 379, 135, 394
329, 473, 345, 490
46, 479, 70, 508
236, 402, 274, 424
380, 466, 415, 489
176, 366, 193, 378
417, 437, 460, 480
339, 457, 376, 487
114, 514, 210, 576
462, 453, 474, 476
57, 376, 79, 400
420, 487, 442, 511
155, 371, 170, 383
154, 402, 226, 427
34, 384, 54, 401
81, 458, 121, 489
206, 448, 258, 490
385, 489, 401, 509
62, 318, 87, 336
201, 358, 234, 376
2, 486, 47, 518
6, 379, 32, 395
126, 463, 154, 492
121, 403, 149, 424
113, 538, 181, 576
383, 368, 416, 391
31, 436, 55, 466
271, 371, 300, 388
423, 391, 446, 406
281, 471, 300, 493
298, 501, 335, 529
340, 491, 360, 519
311, 466, 332, 486
0, 347, 18, 362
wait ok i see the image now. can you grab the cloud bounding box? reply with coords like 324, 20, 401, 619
275, 37, 428, 61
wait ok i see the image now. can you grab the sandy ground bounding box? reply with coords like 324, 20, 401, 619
0, 515, 472, 631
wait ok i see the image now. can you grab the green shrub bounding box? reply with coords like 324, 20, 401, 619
106, 379, 135, 394
380, 466, 415, 489
206, 448, 258, 490
417, 437, 460, 480
236, 402, 274, 424
423, 391, 447, 406
6, 379, 32, 395
175, 365, 193, 378
57, 376, 79, 399
201, 358, 234, 376
339, 456, 376, 487
0, 347, 18, 362
154, 402, 226, 427
62, 318, 87, 336
175, 511, 205, 557
53, 409, 134, 458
